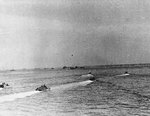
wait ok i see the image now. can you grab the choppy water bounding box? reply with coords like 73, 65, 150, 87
0, 67, 150, 116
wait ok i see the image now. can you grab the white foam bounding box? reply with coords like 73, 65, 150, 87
0, 88, 3, 90
51, 80, 93, 91
116, 74, 130, 77
0, 91, 40, 103
81, 74, 94, 78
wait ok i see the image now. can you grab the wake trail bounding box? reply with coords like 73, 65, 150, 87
51, 80, 93, 91
0, 80, 93, 103
0, 91, 40, 103
116, 74, 130, 77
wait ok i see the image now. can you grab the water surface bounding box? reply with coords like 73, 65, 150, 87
0, 67, 150, 116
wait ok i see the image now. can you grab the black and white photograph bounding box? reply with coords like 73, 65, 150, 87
0, 0, 150, 116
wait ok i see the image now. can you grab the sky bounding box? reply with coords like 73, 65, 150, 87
0, 0, 150, 69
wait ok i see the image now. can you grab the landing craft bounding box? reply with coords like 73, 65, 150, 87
81, 72, 96, 81
35, 84, 49, 91
0, 82, 9, 88
116, 71, 130, 77
122, 71, 130, 76
89, 76, 96, 81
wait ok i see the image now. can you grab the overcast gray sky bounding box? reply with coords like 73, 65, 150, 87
0, 0, 150, 69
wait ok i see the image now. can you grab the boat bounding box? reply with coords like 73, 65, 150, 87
0, 82, 9, 88
89, 75, 96, 81
81, 72, 96, 81
35, 85, 49, 91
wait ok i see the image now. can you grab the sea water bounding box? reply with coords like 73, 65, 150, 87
0, 66, 150, 116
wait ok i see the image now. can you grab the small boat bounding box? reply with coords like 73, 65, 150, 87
123, 71, 130, 76
116, 72, 130, 77
35, 85, 49, 91
0, 82, 9, 88
81, 72, 96, 81
124, 71, 128, 74
0, 84, 4, 88
81, 72, 93, 77
89, 76, 95, 81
